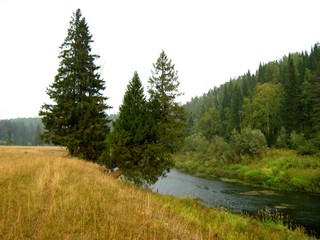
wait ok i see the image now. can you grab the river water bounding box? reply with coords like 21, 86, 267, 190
152, 169, 320, 237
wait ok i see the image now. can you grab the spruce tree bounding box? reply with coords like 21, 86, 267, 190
229, 85, 242, 131
109, 71, 150, 184
39, 9, 110, 161
300, 68, 314, 136
147, 50, 187, 179
310, 71, 320, 134
282, 54, 301, 133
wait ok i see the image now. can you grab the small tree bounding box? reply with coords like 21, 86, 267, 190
276, 127, 288, 148
182, 133, 209, 153
39, 9, 110, 161
289, 131, 305, 150
207, 135, 231, 161
230, 128, 267, 159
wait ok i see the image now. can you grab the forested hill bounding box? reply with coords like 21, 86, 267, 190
185, 43, 320, 147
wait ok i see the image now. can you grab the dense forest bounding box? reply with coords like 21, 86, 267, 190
0, 118, 44, 145
184, 43, 320, 155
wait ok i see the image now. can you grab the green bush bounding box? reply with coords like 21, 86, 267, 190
310, 133, 320, 149
276, 127, 288, 148
289, 131, 305, 150
297, 140, 317, 155
182, 133, 209, 153
244, 169, 268, 183
230, 128, 267, 158
207, 135, 232, 161
288, 131, 317, 155
311, 171, 320, 193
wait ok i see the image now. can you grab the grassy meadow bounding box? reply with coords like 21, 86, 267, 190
0, 146, 312, 239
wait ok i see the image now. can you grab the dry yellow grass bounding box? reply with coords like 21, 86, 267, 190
0, 146, 311, 239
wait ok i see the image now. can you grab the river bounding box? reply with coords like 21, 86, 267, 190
152, 169, 320, 237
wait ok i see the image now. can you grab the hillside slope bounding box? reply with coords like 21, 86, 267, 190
0, 146, 311, 239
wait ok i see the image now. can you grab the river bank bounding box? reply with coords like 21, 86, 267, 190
152, 169, 320, 238
174, 148, 320, 194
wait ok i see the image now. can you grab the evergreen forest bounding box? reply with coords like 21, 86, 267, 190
184, 44, 320, 156
0, 118, 44, 145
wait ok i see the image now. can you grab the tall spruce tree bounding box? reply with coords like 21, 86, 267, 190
147, 50, 187, 178
229, 85, 242, 131
39, 9, 110, 161
310, 70, 320, 134
282, 54, 300, 133
307, 44, 320, 135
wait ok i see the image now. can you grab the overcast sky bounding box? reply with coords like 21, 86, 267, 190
1, 0, 320, 119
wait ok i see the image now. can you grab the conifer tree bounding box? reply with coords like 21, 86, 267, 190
220, 84, 229, 123
109, 71, 150, 184
282, 54, 301, 133
146, 50, 187, 180
229, 85, 242, 131
310, 71, 320, 134
39, 9, 110, 161
309, 43, 320, 72
148, 50, 187, 151
300, 68, 314, 136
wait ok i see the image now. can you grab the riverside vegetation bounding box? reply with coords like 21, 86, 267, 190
174, 127, 320, 194
175, 148, 320, 194
179, 42, 320, 196
0, 146, 312, 239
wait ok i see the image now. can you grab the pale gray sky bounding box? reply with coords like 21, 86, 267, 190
1, 0, 320, 119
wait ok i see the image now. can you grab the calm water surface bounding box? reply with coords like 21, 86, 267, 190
152, 169, 320, 236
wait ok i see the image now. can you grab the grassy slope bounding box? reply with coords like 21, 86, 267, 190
175, 149, 320, 194
0, 146, 311, 239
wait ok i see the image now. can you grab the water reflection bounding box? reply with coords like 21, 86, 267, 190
152, 169, 320, 236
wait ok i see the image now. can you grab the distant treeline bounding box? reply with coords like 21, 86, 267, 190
185, 43, 320, 152
0, 118, 44, 145
0, 115, 117, 146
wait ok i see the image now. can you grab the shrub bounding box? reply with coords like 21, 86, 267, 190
288, 131, 317, 155
276, 127, 288, 148
182, 133, 209, 153
289, 131, 305, 150
230, 128, 267, 158
297, 140, 317, 155
244, 169, 268, 183
311, 133, 320, 149
311, 171, 320, 193
207, 135, 231, 161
